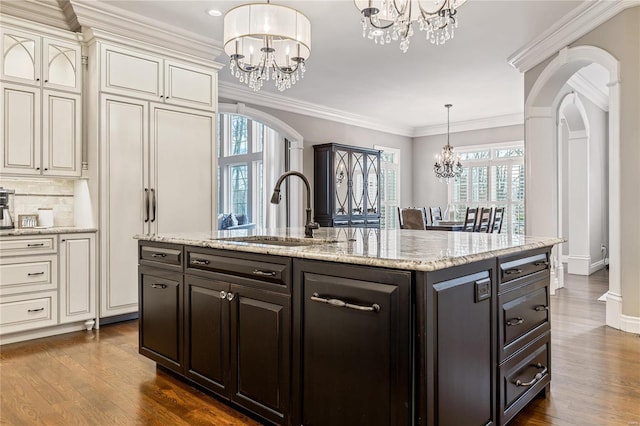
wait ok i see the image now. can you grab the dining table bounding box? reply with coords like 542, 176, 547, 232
426, 221, 465, 231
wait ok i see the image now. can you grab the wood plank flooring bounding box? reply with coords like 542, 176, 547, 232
1, 270, 639, 425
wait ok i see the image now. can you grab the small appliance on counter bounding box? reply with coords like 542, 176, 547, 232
0, 187, 15, 230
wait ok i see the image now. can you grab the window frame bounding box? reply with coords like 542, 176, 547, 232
375, 145, 401, 230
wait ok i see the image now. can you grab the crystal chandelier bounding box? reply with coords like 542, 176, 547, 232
223, 1, 311, 92
354, 0, 467, 52
434, 104, 463, 182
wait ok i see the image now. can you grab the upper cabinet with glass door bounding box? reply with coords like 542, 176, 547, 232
1, 27, 82, 93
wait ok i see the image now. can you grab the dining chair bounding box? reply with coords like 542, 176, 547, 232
491, 207, 505, 233
463, 207, 478, 232
399, 207, 427, 230
476, 207, 493, 232
429, 206, 442, 224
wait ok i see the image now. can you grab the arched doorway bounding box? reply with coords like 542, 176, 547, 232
525, 45, 621, 329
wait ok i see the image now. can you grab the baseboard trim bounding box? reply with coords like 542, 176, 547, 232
620, 314, 640, 334
590, 259, 605, 274
99, 312, 139, 326
567, 255, 591, 276
0, 321, 93, 345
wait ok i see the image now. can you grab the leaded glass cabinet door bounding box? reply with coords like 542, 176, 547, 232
350, 151, 365, 217
1, 28, 41, 85
334, 149, 349, 218
43, 38, 81, 92
366, 153, 379, 218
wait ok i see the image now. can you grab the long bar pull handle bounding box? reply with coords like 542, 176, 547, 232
150, 188, 156, 222
144, 188, 150, 223
515, 363, 548, 387
27, 243, 45, 247
28, 307, 45, 313
190, 259, 210, 266
534, 305, 549, 311
151, 284, 167, 289
253, 270, 277, 277
27, 272, 45, 276
504, 268, 523, 275
310, 292, 380, 313
506, 317, 524, 326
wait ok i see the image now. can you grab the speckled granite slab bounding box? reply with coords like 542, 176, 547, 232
0, 227, 97, 237
135, 227, 563, 272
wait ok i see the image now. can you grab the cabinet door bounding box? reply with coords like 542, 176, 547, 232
350, 150, 365, 217
164, 60, 216, 110
365, 152, 380, 218
294, 261, 411, 426
0, 83, 41, 175
42, 38, 81, 92
229, 284, 290, 425
150, 104, 214, 234
100, 44, 163, 101
42, 90, 81, 177
139, 267, 182, 373
100, 95, 149, 318
184, 276, 230, 396
59, 233, 96, 324
333, 148, 349, 218
1, 28, 41, 85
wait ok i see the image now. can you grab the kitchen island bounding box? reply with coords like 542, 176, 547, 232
135, 227, 562, 426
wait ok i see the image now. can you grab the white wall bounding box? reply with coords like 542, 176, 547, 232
412, 124, 524, 209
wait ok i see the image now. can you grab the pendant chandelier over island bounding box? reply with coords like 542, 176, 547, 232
433, 104, 463, 183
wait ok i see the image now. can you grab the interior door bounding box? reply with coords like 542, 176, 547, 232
150, 104, 214, 233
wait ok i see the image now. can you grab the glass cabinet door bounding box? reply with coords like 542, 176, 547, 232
366, 153, 379, 216
334, 149, 349, 216
350, 151, 365, 216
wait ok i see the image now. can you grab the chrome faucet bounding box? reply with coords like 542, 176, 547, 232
270, 171, 319, 238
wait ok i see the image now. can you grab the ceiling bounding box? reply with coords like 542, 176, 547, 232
92, 0, 586, 135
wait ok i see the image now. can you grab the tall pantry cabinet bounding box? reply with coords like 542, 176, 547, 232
85, 31, 221, 319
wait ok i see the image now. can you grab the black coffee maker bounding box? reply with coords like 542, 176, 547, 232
0, 187, 15, 229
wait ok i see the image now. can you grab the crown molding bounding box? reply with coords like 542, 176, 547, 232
218, 81, 415, 137
508, 0, 640, 73
0, 0, 73, 31
413, 113, 524, 137
568, 73, 609, 111
0, 12, 82, 42
69, 0, 223, 62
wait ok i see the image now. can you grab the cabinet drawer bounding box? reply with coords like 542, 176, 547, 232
0, 255, 58, 295
0, 236, 57, 256
499, 250, 550, 287
499, 332, 550, 425
186, 248, 291, 291
0, 291, 58, 334
140, 244, 183, 268
499, 278, 549, 361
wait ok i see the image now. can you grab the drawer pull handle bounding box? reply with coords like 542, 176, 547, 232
534, 305, 549, 311
27, 243, 45, 247
151, 253, 167, 258
191, 259, 210, 266
27, 272, 45, 276
220, 291, 227, 299
515, 363, 548, 387
534, 261, 549, 267
253, 270, 276, 277
311, 292, 380, 313
504, 268, 523, 275
506, 317, 524, 326
28, 307, 45, 313
151, 284, 167, 289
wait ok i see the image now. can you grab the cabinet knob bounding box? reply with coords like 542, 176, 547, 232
44, 168, 48, 171
220, 291, 227, 299
160, 95, 164, 99
44, 79, 48, 83
36, 78, 40, 81
36, 167, 40, 170
227, 292, 234, 301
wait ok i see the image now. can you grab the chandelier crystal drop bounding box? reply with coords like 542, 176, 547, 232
434, 104, 463, 183
354, 0, 467, 52
223, 2, 311, 92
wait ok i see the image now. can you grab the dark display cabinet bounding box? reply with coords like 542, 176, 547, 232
313, 143, 381, 227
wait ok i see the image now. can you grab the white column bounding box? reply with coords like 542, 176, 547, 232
567, 131, 591, 275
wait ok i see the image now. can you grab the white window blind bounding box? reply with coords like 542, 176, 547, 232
376, 146, 400, 229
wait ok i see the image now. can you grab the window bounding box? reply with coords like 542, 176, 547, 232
375, 146, 400, 229
450, 142, 525, 234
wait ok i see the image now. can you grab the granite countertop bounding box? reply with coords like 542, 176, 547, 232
135, 227, 563, 272
0, 227, 97, 237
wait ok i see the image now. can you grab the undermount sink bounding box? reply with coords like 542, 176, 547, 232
215, 235, 337, 247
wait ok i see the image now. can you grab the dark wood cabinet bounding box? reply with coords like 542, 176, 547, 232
418, 259, 497, 426
313, 143, 381, 227
292, 260, 411, 426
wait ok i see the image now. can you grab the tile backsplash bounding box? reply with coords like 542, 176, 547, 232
1, 177, 75, 227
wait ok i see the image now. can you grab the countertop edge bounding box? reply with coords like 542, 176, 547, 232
1, 227, 98, 237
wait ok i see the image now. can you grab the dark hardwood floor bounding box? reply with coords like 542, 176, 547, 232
1, 269, 638, 425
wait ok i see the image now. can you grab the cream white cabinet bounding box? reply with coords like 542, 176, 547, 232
1, 27, 82, 92
59, 233, 96, 325
41, 90, 82, 176
0, 83, 41, 175
100, 44, 216, 110
99, 94, 214, 318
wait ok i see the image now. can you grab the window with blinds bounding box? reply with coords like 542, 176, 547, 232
376, 146, 401, 229
449, 143, 525, 234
